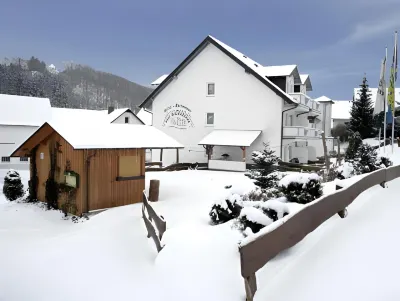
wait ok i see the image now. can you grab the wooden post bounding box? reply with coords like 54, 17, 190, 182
241, 147, 246, 162
337, 137, 341, 166
321, 131, 330, 181
176, 148, 179, 163
149, 179, 160, 202
160, 149, 163, 162
244, 274, 257, 301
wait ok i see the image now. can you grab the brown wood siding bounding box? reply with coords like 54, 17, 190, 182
34, 132, 86, 215
88, 149, 145, 211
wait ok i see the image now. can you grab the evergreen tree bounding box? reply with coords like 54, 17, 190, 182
345, 131, 362, 160
245, 142, 280, 190
348, 76, 375, 139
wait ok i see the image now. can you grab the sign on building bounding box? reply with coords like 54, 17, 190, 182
163, 104, 194, 129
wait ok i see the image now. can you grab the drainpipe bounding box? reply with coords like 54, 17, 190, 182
85, 150, 96, 214
280, 104, 298, 159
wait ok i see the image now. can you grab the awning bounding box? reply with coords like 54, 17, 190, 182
198, 130, 261, 147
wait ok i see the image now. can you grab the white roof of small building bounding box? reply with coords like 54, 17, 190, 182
198, 130, 261, 147
136, 108, 153, 125
0, 94, 51, 126
50, 108, 143, 125
315, 96, 334, 103
48, 122, 183, 149
332, 100, 352, 120
151, 74, 169, 86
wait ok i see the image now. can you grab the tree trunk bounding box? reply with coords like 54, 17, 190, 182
322, 132, 330, 181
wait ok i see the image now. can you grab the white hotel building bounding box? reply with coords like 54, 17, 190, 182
140, 35, 334, 171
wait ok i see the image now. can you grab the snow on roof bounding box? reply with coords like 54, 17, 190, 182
263, 65, 297, 77
0, 94, 51, 126
300, 74, 312, 91
136, 108, 153, 125
151, 74, 169, 86
51, 108, 139, 125
198, 130, 261, 147
208, 36, 295, 103
48, 122, 183, 149
332, 100, 352, 120
315, 96, 334, 103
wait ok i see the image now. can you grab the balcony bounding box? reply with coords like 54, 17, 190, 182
283, 126, 321, 138
289, 93, 321, 112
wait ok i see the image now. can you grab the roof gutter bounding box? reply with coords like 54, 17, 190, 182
280, 104, 298, 159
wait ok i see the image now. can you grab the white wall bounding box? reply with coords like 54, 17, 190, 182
319, 102, 333, 137
286, 75, 294, 93
111, 112, 143, 125
300, 84, 307, 94
150, 43, 284, 166
0, 125, 36, 169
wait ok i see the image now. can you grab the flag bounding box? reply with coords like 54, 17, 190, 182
374, 56, 387, 115
387, 32, 398, 118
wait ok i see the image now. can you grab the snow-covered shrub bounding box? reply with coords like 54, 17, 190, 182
376, 155, 393, 168
245, 142, 280, 190
2, 170, 24, 201
253, 198, 289, 221
235, 207, 274, 235
278, 173, 323, 204
352, 143, 379, 174
345, 131, 362, 161
209, 194, 243, 225
336, 162, 355, 179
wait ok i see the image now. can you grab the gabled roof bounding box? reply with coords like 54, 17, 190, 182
136, 108, 153, 125
139, 35, 295, 108
300, 74, 313, 91
0, 94, 51, 126
11, 122, 183, 156
263, 65, 302, 85
50, 108, 144, 125
151, 74, 169, 86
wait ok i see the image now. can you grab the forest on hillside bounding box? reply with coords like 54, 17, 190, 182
0, 57, 153, 110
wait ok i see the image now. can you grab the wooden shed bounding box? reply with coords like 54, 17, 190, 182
11, 122, 183, 215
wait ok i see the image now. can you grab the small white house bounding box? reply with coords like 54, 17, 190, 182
141, 35, 334, 170
0, 95, 146, 169
0, 94, 52, 169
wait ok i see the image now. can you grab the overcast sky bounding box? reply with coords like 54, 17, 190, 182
0, 0, 399, 99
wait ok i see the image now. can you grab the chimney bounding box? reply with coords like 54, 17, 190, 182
108, 106, 114, 114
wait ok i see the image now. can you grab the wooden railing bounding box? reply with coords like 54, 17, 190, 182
239, 165, 400, 300
141, 190, 167, 252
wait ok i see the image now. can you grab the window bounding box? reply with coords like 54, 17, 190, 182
125, 117, 129, 123
20, 157, 28, 162
1, 157, 10, 162
117, 155, 142, 180
294, 85, 301, 93
206, 113, 214, 126
207, 83, 215, 96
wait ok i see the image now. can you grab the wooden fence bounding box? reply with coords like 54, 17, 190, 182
141, 190, 167, 252
239, 165, 400, 301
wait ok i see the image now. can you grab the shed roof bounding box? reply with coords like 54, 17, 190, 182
0, 94, 51, 126
198, 130, 261, 147
11, 122, 183, 156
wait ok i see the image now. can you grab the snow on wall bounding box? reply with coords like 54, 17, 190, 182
150, 42, 284, 165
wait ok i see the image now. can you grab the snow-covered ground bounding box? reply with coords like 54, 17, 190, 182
1, 145, 400, 301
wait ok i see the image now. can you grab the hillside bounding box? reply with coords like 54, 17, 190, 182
0, 57, 153, 110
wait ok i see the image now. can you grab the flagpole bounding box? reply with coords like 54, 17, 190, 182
384, 46, 388, 152
392, 31, 398, 154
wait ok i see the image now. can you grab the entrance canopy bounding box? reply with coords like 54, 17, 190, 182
198, 130, 261, 147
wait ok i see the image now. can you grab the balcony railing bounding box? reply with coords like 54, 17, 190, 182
283, 126, 321, 138
289, 93, 321, 112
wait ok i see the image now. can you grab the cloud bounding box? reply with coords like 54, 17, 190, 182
342, 13, 400, 44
